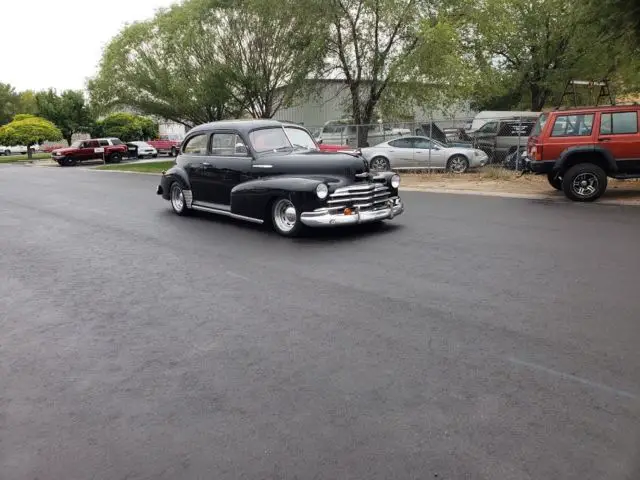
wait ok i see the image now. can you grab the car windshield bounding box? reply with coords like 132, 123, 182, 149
284, 127, 318, 150
532, 113, 548, 136
250, 127, 317, 153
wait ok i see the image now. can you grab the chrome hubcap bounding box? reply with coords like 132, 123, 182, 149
572, 173, 598, 197
274, 199, 297, 232
450, 157, 466, 173
171, 185, 184, 211
371, 158, 387, 171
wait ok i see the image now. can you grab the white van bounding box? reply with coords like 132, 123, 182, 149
469, 111, 540, 132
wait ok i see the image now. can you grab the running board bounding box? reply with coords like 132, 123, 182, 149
612, 173, 640, 180
191, 203, 264, 224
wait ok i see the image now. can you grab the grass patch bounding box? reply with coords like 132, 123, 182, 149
479, 166, 520, 180
0, 153, 51, 163
95, 160, 175, 173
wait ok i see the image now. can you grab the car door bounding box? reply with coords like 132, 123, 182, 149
202, 132, 253, 206
180, 132, 211, 202
79, 140, 99, 160
385, 138, 415, 168
543, 113, 596, 164
597, 110, 640, 173
473, 121, 499, 156
413, 138, 447, 169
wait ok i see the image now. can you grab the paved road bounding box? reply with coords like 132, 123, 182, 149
1, 164, 639, 480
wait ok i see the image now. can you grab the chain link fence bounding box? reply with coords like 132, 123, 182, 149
300, 114, 541, 172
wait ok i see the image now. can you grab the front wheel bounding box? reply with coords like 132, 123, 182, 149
109, 152, 122, 164
61, 157, 77, 167
369, 156, 390, 172
170, 146, 178, 157
547, 172, 563, 190
562, 163, 607, 202
447, 155, 469, 173
271, 197, 303, 237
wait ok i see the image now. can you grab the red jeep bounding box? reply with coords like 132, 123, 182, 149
528, 105, 640, 201
52, 138, 129, 167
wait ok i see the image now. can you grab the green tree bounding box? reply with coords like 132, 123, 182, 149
36, 89, 95, 146
0, 83, 20, 126
465, 0, 639, 110
18, 90, 39, 115
0, 115, 63, 159
92, 112, 159, 141
211, 0, 327, 118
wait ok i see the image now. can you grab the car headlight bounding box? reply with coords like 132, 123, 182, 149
391, 174, 401, 188
316, 183, 329, 199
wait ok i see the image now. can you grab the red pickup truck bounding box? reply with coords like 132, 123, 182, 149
52, 138, 129, 166
147, 134, 182, 157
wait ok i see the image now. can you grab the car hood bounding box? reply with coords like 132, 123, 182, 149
259, 150, 369, 179
52, 147, 78, 155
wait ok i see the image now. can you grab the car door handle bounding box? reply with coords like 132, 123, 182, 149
598, 138, 611, 142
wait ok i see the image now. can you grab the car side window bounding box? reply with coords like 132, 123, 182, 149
99, 140, 109, 146
388, 138, 413, 148
600, 112, 638, 135
551, 114, 594, 137
413, 138, 433, 149
210, 133, 248, 156
182, 133, 209, 155
88, 140, 100, 148
478, 122, 498, 134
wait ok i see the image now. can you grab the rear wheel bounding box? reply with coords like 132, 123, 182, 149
447, 155, 469, 173
170, 146, 178, 157
562, 163, 607, 202
271, 197, 303, 237
170, 182, 189, 215
547, 172, 563, 190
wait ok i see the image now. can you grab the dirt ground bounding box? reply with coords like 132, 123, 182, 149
400, 168, 640, 204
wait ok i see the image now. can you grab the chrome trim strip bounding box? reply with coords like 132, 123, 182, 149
253, 164, 273, 169
191, 204, 264, 224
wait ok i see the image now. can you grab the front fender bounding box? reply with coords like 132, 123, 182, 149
159, 165, 190, 200
231, 176, 328, 219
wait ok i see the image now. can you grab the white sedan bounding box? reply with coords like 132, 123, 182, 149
127, 141, 158, 159
360, 136, 488, 173
0, 145, 37, 155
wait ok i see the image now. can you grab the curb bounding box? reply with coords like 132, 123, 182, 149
400, 186, 640, 206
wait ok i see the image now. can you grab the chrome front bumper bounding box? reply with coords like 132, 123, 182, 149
300, 197, 404, 227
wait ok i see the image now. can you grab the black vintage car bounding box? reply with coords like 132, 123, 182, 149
156, 120, 404, 236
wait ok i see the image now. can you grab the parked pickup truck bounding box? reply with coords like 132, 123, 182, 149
147, 134, 182, 156
471, 117, 538, 163
52, 138, 129, 166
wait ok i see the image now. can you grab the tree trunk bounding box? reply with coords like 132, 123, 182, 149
65, 135, 73, 147
530, 84, 549, 111
27, 145, 33, 160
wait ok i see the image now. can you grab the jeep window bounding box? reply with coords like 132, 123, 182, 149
600, 111, 638, 135
551, 114, 594, 137
87, 140, 100, 148
182, 133, 209, 154
532, 113, 548, 136
284, 127, 318, 151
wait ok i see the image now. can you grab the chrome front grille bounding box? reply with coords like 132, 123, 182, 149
324, 183, 390, 212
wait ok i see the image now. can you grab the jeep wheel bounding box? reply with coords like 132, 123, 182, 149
109, 152, 122, 164
547, 172, 563, 190
562, 163, 607, 202
271, 197, 303, 237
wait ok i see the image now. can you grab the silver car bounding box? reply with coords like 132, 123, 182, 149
360, 136, 489, 173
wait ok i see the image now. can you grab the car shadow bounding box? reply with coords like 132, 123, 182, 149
158, 208, 404, 241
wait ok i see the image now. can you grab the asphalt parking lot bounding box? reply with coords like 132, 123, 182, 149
1, 164, 640, 480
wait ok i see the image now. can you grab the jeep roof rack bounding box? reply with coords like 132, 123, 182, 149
557, 79, 615, 108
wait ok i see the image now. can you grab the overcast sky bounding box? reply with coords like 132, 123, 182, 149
1, 0, 177, 92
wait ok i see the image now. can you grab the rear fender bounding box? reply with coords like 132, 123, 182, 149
160, 166, 190, 201
555, 146, 616, 173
